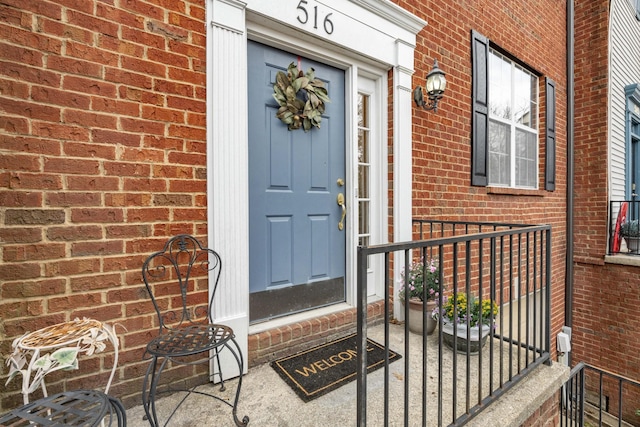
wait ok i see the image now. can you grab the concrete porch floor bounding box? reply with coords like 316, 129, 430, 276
125, 323, 568, 427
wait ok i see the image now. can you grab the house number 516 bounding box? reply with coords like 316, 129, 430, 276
296, 0, 334, 35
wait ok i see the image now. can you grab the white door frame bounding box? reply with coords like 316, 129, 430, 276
207, 0, 425, 374
357, 75, 387, 299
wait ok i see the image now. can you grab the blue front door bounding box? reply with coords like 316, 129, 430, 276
248, 41, 346, 322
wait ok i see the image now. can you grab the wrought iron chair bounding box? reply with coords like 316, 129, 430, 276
141, 234, 249, 427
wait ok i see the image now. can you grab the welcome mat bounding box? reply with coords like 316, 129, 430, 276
270, 333, 401, 402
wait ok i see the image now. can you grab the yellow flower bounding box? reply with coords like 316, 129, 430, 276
441, 292, 498, 327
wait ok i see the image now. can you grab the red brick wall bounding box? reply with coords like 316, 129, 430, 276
574, 262, 640, 377
520, 391, 561, 427
573, 0, 610, 264
572, 0, 640, 384
397, 0, 568, 349
0, 0, 208, 410
571, 1, 640, 420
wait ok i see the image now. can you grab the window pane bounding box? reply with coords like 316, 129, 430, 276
488, 119, 511, 185
358, 201, 369, 234
489, 52, 512, 120
358, 94, 369, 127
358, 94, 370, 198
358, 166, 369, 198
513, 66, 536, 129
515, 129, 537, 187
358, 128, 369, 163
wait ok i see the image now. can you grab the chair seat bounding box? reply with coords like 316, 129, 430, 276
0, 390, 126, 427
146, 324, 234, 358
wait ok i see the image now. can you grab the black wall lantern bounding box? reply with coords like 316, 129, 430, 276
413, 59, 446, 112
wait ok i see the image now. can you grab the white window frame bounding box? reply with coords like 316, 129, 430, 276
487, 49, 540, 189
356, 76, 386, 298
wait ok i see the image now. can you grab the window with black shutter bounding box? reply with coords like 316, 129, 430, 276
471, 30, 555, 191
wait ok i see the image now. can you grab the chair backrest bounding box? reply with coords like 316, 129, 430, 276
142, 235, 222, 332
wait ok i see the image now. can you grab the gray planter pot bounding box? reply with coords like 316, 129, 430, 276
442, 321, 491, 354
624, 236, 640, 253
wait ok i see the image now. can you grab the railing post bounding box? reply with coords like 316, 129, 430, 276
356, 246, 368, 427
578, 366, 585, 426
403, 251, 410, 427
545, 227, 552, 363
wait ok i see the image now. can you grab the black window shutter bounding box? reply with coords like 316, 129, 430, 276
545, 78, 556, 191
471, 30, 489, 186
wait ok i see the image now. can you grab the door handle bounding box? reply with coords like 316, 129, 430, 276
337, 193, 346, 231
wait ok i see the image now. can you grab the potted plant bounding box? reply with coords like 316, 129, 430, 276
621, 219, 640, 253
398, 257, 441, 335
436, 292, 498, 353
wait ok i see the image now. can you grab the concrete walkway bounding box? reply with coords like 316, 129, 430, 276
125, 323, 568, 426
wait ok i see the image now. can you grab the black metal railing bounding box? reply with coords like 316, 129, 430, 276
609, 200, 640, 255
356, 220, 552, 426
561, 363, 640, 426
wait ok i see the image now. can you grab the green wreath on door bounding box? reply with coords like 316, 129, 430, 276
272, 62, 331, 132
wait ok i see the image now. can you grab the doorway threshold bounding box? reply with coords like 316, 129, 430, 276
248, 303, 352, 335
248, 295, 383, 335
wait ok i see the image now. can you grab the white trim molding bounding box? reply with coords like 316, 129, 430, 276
207, 0, 249, 376
393, 38, 417, 320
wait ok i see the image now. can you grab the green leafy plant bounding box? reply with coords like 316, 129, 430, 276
621, 219, 640, 237
398, 257, 441, 302
272, 62, 330, 132
439, 292, 498, 327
